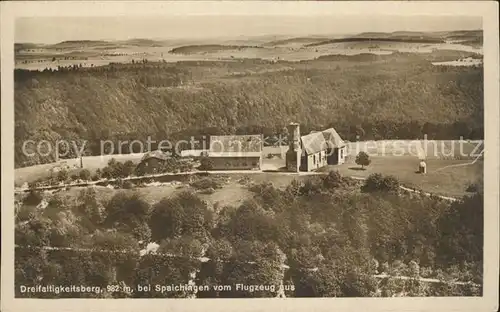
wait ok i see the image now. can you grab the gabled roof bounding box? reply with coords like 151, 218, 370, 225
322, 128, 346, 148
141, 150, 170, 162
300, 127, 345, 154
208, 135, 263, 157
300, 131, 328, 155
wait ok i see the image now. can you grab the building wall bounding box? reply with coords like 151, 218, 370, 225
210, 156, 261, 170
286, 149, 301, 172
326, 147, 347, 165
326, 148, 338, 165
337, 146, 346, 165
301, 150, 328, 171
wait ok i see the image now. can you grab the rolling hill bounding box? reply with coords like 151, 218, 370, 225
262, 37, 330, 47
169, 44, 263, 55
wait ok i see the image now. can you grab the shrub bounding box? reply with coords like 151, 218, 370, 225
238, 175, 252, 185
249, 182, 273, 193
70, 173, 79, 181
190, 177, 224, 190
79, 169, 91, 181
466, 183, 478, 193
322, 171, 343, 189
100, 158, 136, 179
285, 179, 302, 197
179, 160, 194, 172
199, 157, 214, 171
123, 160, 136, 177
362, 173, 384, 192
111, 161, 126, 178
101, 166, 113, 179
77, 187, 105, 226
300, 177, 323, 196
23, 190, 43, 206
122, 181, 134, 189
362, 173, 400, 193
355, 151, 371, 169
16, 205, 38, 222
57, 169, 69, 182
200, 187, 215, 194
28, 179, 41, 189
381, 175, 400, 193
163, 158, 181, 173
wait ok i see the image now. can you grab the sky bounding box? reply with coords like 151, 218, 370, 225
15, 15, 482, 44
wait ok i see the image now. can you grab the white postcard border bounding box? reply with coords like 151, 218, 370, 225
1, 1, 498, 312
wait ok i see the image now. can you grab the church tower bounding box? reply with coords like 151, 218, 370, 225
286, 122, 301, 172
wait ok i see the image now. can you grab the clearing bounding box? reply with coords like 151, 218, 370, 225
326, 156, 482, 198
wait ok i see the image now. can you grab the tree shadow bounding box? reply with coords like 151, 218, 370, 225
348, 167, 366, 171
262, 166, 289, 173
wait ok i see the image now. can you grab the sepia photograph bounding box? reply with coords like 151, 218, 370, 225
1, 1, 499, 312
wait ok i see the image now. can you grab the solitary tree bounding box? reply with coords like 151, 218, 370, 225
355, 151, 371, 169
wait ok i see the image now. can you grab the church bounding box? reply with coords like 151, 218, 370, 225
286, 122, 346, 172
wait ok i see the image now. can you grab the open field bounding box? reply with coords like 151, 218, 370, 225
331, 156, 482, 198
260, 156, 482, 198
15, 42, 482, 71
61, 183, 253, 208
345, 140, 483, 159
15, 30, 482, 70
262, 142, 482, 197
14, 153, 146, 186
24, 174, 282, 208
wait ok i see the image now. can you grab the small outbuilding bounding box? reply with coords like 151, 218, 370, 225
136, 150, 171, 175
419, 160, 427, 174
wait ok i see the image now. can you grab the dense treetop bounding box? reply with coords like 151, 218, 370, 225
15, 51, 483, 167
15, 172, 483, 298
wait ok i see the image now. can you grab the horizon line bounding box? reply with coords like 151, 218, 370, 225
15, 28, 483, 45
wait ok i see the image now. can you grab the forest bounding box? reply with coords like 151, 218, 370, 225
15, 172, 483, 298
14, 50, 483, 167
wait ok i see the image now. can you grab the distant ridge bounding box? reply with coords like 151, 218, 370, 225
119, 38, 166, 47
263, 37, 330, 47
169, 44, 263, 55
48, 40, 114, 49
306, 37, 446, 47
